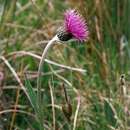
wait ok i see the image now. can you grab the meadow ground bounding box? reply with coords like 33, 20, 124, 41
0, 0, 130, 130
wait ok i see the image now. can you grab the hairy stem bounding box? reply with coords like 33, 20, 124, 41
36, 35, 58, 126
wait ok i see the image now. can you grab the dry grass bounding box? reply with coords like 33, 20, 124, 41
0, 0, 130, 130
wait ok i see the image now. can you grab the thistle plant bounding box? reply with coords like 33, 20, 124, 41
57, 9, 89, 41
37, 9, 89, 128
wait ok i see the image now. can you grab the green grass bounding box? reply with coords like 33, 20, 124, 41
0, 0, 130, 130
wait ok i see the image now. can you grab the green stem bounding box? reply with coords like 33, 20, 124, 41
36, 35, 59, 127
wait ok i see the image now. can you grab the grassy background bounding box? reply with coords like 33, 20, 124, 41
0, 0, 130, 130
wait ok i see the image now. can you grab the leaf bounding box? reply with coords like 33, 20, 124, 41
25, 79, 38, 112
25, 79, 44, 130
104, 98, 117, 127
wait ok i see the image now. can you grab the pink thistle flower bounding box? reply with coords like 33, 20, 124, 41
64, 10, 88, 41
57, 9, 89, 42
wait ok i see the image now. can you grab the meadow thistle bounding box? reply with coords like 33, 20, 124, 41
57, 9, 89, 41
37, 9, 88, 115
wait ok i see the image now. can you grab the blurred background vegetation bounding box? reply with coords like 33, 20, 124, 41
0, 0, 130, 130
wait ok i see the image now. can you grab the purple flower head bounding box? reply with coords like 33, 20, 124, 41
57, 9, 89, 42
64, 9, 88, 41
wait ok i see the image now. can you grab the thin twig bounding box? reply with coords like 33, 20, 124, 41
3, 85, 45, 92
50, 65, 82, 125
62, 83, 69, 104
0, 109, 35, 118
73, 94, 81, 130
62, 83, 72, 122
9, 64, 24, 130
8, 51, 86, 73
24, 69, 65, 79
9, 89, 20, 130
49, 81, 55, 130
15, 1, 33, 16
50, 66, 72, 87
0, 56, 32, 106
